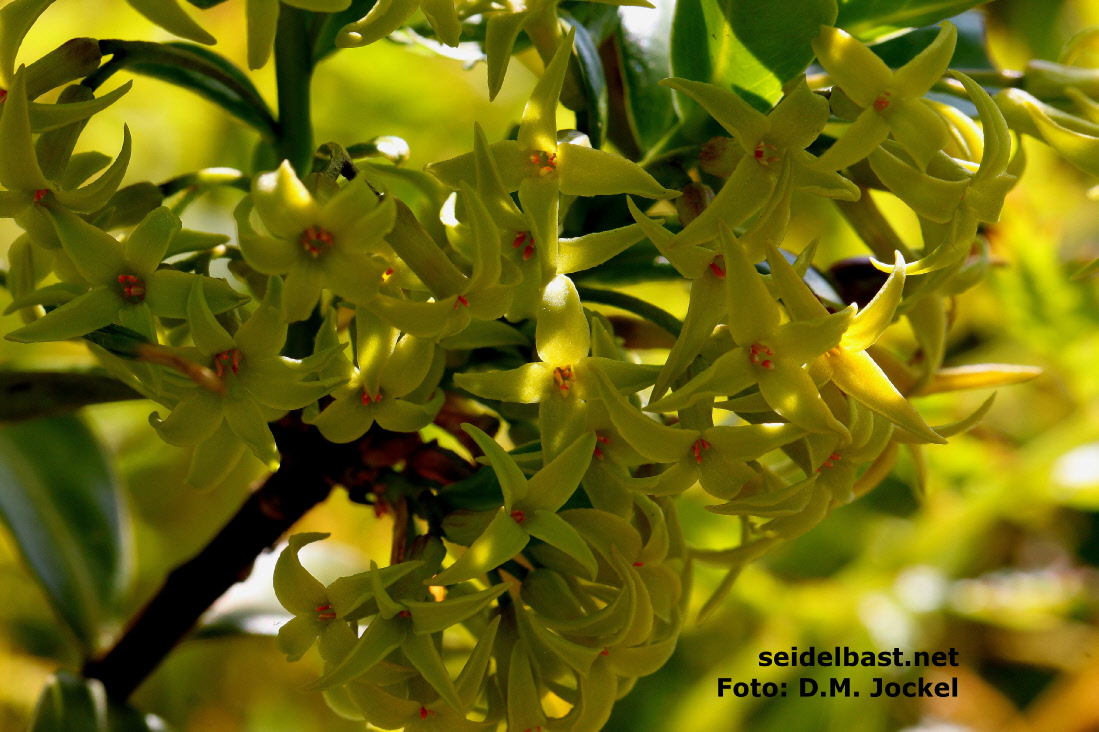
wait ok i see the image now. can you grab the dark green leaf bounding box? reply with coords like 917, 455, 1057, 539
867, 11, 992, 71
29, 671, 174, 732
0, 371, 142, 422
836, 0, 983, 41
103, 41, 277, 139
0, 416, 131, 651
671, 0, 837, 135
617, 0, 678, 151
562, 11, 609, 148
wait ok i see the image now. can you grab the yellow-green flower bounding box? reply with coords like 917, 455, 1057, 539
812, 21, 956, 170
236, 162, 396, 321
6, 206, 246, 343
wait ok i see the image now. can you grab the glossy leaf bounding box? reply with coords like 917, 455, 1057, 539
0, 415, 130, 650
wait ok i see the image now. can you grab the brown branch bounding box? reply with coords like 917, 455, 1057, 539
83, 413, 362, 701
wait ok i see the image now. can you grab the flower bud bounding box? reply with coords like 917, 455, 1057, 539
23, 38, 101, 99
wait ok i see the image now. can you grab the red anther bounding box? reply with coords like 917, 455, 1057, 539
298, 225, 334, 257
522, 243, 534, 261
398, 609, 411, 618
552, 365, 574, 394
821, 460, 834, 468
596, 434, 611, 444
593, 447, 604, 460
539, 165, 555, 177
709, 259, 726, 278
0, 88, 7, 103
382, 267, 395, 282
419, 707, 435, 720
361, 389, 382, 405
213, 349, 241, 377
600, 648, 610, 656
547, 153, 557, 166
529, 153, 541, 165
513, 231, 529, 248
691, 439, 711, 464
753, 142, 780, 165
633, 561, 644, 567
873, 92, 890, 111
118, 274, 143, 296
33, 188, 47, 202
454, 295, 470, 308
760, 359, 774, 369
510, 509, 526, 523
315, 604, 331, 612
829, 453, 841, 461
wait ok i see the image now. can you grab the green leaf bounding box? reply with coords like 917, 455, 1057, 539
670, 0, 836, 134
102, 40, 277, 139
561, 11, 608, 149
617, 0, 677, 151
867, 11, 992, 71
29, 671, 175, 732
836, 0, 982, 41
0, 416, 131, 651
0, 371, 142, 422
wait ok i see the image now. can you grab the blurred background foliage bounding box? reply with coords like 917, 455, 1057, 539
4, 0, 1099, 730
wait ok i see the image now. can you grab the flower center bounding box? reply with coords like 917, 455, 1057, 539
749, 343, 775, 369
510, 509, 526, 523
117, 274, 146, 303
513, 231, 535, 261
709, 255, 726, 279
315, 603, 336, 620
594, 433, 610, 460
873, 92, 891, 111
419, 707, 436, 720
753, 142, 781, 166
361, 388, 382, 405
529, 150, 557, 177
382, 267, 395, 283
691, 438, 712, 464
552, 365, 575, 395
33, 188, 48, 202
298, 225, 334, 257
0, 88, 7, 103
214, 349, 242, 379
454, 295, 470, 309
818, 452, 842, 471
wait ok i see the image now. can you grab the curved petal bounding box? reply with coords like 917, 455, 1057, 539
310, 392, 376, 444
891, 21, 956, 99
52, 125, 132, 213
252, 161, 318, 239
0, 67, 47, 190
4, 285, 118, 342
518, 28, 574, 153
149, 391, 224, 446
812, 108, 889, 172
535, 274, 589, 365
812, 25, 891, 108
557, 143, 677, 198
660, 77, 767, 147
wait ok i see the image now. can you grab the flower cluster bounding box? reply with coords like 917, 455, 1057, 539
4, 0, 1071, 728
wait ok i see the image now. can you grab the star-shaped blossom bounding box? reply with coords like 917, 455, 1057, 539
426, 424, 599, 585
6, 206, 247, 343
765, 241, 945, 444
812, 21, 956, 171
427, 30, 678, 286
149, 277, 347, 483
646, 223, 854, 439
0, 67, 131, 248
236, 161, 396, 321
868, 72, 1015, 274
660, 75, 858, 248
307, 306, 444, 443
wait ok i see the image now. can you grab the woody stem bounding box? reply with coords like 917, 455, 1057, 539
82, 414, 362, 700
